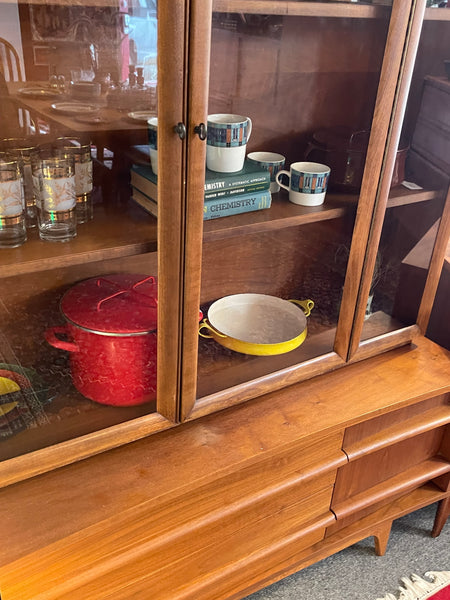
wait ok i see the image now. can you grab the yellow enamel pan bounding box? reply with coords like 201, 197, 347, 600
198, 294, 314, 356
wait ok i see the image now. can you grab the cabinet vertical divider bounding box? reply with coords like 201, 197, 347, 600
347, 0, 428, 360
334, 0, 415, 360
179, 0, 213, 421
155, 0, 189, 422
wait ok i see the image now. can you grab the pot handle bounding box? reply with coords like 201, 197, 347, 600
304, 141, 323, 161
198, 319, 227, 339
288, 299, 314, 317
45, 326, 79, 353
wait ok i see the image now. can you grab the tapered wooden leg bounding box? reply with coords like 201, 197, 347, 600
431, 496, 450, 538
373, 521, 392, 556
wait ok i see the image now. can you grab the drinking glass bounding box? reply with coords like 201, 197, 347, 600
0, 156, 27, 248
54, 138, 93, 223
35, 155, 77, 242
6, 139, 39, 228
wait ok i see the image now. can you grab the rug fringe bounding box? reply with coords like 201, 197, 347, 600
376, 571, 450, 600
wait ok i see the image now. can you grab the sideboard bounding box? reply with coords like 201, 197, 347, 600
0, 335, 448, 600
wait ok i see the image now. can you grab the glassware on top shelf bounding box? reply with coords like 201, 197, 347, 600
0, 155, 27, 248
33, 151, 77, 242
54, 137, 93, 224
6, 139, 40, 229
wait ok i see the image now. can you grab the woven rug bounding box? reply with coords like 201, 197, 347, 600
376, 572, 450, 600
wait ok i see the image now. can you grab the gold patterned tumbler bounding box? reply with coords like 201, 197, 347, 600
55, 137, 93, 224
35, 155, 77, 242
0, 157, 27, 248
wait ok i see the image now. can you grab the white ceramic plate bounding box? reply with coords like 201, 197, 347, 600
127, 111, 156, 122
51, 102, 100, 116
18, 87, 62, 99
75, 115, 114, 125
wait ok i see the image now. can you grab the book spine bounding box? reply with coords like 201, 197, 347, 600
204, 181, 269, 200
131, 187, 158, 217
130, 171, 157, 201
204, 172, 270, 194
203, 190, 272, 221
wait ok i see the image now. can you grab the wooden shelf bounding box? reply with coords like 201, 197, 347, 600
386, 186, 441, 208
203, 186, 440, 242
212, 2, 450, 21
332, 456, 450, 519
212, 1, 391, 19
203, 193, 355, 241
196, 310, 409, 404
1, 185, 438, 277
5, 0, 448, 21
0, 390, 157, 465
0, 202, 157, 279
424, 7, 450, 21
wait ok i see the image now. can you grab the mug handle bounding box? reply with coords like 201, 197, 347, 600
276, 169, 291, 192
246, 117, 252, 142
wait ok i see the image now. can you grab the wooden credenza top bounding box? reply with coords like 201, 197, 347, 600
0, 336, 449, 568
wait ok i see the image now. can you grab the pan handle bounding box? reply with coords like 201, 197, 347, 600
45, 326, 79, 353
288, 299, 314, 317
198, 319, 227, 339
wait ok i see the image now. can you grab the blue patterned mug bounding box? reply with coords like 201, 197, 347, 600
206, 114, 252, 173
276, 161, 330, 206
247, 152, 285, 193
147, 117, 158, 175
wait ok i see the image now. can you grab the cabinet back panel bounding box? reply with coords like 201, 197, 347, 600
209, 16, 387, 161
201, 219, 352, 324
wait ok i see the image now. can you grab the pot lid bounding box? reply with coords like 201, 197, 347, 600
60, 274, 158, 334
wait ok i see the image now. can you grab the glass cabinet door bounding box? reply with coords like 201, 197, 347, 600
355, 4, 450, 359
0, 0, 187, 484
181, 0, 425, 419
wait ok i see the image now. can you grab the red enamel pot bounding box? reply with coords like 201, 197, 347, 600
45, 273, 159, 407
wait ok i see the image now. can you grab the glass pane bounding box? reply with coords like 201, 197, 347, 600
0, 0, 162, 463
361, 10, 450, 341
197, 3, 393, 399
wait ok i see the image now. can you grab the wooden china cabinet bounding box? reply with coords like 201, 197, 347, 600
0, 0, 449, 598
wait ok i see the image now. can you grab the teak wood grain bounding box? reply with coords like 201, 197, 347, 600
0, 337, 448, 600
342, 395, 450, 460
155, 0, 188, 422
181, 0, 213, 421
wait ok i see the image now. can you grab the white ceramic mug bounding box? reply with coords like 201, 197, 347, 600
206, 114, 252, 173
276, 161, 330, 206
147, 117, 158, 175
247, 152, 285, 193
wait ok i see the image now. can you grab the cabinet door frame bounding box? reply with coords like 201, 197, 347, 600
348, 0, 450, 363
178, 0, 430, 423
334, 0, 420, 360
156, 0, 192, 422
0, 0, 189, 489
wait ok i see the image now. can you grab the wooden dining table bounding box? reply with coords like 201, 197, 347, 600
7, 81, 151, 166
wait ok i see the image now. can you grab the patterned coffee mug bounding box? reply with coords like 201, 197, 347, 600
276, 161, 330, 206
147, 117, 158, 175
247, 152, 285, 193
206, 114, 252, 173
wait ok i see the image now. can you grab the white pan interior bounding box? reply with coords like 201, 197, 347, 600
208, 294, 307, 345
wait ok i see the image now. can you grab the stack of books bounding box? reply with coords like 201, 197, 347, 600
130, 160, 272, 220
